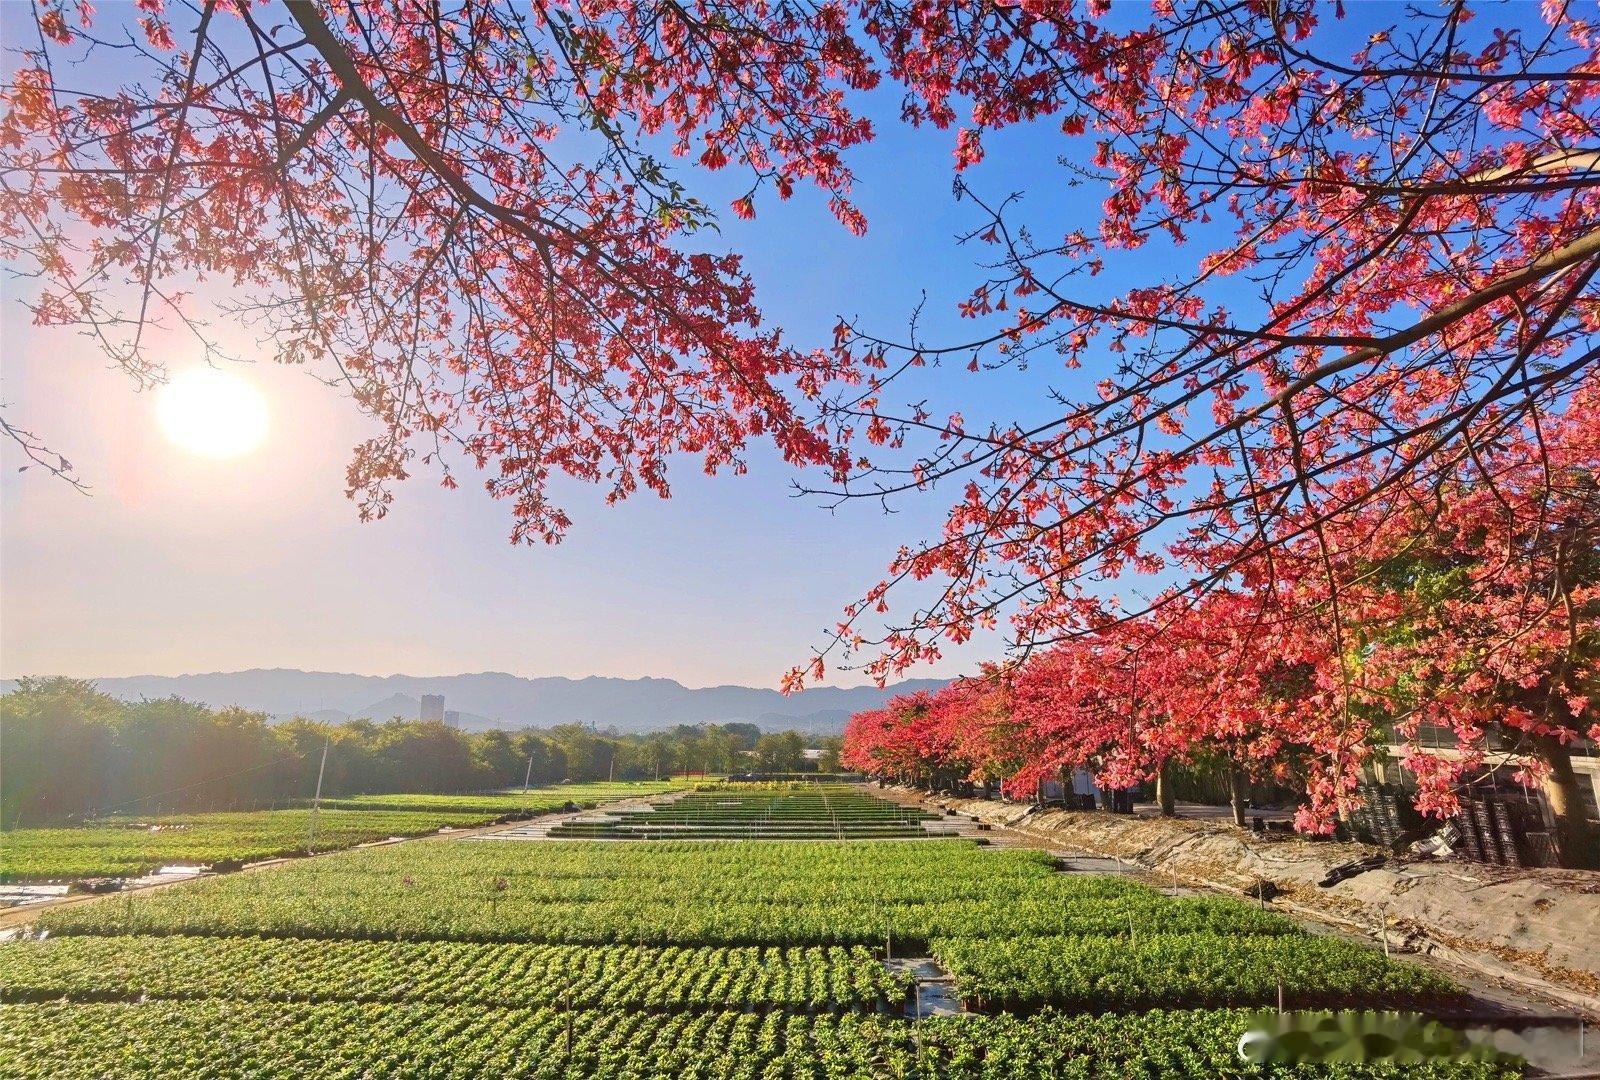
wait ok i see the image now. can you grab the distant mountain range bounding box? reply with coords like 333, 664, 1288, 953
1, 669, 946, 735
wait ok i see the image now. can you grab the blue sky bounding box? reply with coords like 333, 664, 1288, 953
0, 25, 1067, 688
1, 1, 1493, 688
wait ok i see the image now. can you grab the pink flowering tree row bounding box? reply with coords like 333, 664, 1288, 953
846, 392, 1600, 867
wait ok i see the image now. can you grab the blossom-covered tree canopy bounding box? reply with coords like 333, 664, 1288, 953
806, 0, 1599, 683
845, 388, 1600, 864
3, 0, 878, 539
5, 3, 1596, 862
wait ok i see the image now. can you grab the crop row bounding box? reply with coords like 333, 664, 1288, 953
545, 823, 936, 840
22, 838, 1098, 901
3, 929, 1457, 1019
144, 864, 1132, 908
0, 937, 905, 1012
41, 888, 1294, 948
550, 821, 930, 830
0, 1001, 1516, 1079
589, 814, 934, 825
620, 807, 931, 816
29, 865, 1147, 907
601, 789, 937, 824
34, 837, 1298, 947
77, 837, 1075, 884
617, 807, 934, 821
934, 933, 1467, 1013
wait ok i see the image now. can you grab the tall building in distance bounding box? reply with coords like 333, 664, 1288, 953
443, 710, 461, 729
420, 694, 445, 723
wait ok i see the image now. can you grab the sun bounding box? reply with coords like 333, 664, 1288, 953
155, 368, 269, 459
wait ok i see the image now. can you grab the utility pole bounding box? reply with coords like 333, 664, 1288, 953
523, 753, 534, 795
306, 735, 329, 854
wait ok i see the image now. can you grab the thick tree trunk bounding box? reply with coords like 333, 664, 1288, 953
1226, 765, 1248, 829
1157, 761, 1176, 817
1532, 733, 1600, 870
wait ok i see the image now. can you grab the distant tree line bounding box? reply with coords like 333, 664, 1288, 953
0, 678, 841, 828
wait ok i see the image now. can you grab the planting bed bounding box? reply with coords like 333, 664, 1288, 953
34, 842, 1300, 947
0, 937, 906, 1012
0, 1002, 1514, 1079
936, 932, 1463, 1013
0, 784, 1514, 1077
544, 785, 941, 840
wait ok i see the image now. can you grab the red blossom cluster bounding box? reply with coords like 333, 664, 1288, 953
797, 2, 1600, 699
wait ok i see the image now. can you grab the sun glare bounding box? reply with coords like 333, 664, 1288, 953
156, 368, 269, 459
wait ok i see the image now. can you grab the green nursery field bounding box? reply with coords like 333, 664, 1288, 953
35, 837, 1300, 947
0, 785, 1513, 1078
0, 781, 689, 881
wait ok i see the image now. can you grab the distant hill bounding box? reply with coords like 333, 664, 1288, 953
0, 669, 945, 735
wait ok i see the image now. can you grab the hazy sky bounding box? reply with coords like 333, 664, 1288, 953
0, 6, 1149, 688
